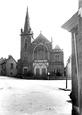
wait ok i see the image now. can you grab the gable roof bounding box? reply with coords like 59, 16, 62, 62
0, 55, 17, 65
52, 45, 63, 52
32, 33, 50, 44
0, 58, 5, 64
6, 55, 17, 63
0, 59, 6, 64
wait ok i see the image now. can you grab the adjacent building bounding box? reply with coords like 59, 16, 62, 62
18, 7, 64, 78
0, 55, 17, 77
0, 57, 5, 75
61, 12, 79, 115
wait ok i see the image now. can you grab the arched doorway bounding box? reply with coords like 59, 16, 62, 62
42, 68, 46, 75
55, 68, 62, 76
36, 68, 40, 75
34, 64, 41, 75
23, 67, 28, 75
34, 63, 48, 75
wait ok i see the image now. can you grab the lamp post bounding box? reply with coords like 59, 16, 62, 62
66, 63, 68, 89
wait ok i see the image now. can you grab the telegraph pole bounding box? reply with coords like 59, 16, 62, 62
78, 0, 82, 114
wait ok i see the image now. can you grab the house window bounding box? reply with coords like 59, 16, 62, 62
10, 63, 13, 69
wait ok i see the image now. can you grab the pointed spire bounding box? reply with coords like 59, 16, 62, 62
40, 30, 42, 34
24, 7, 30, 34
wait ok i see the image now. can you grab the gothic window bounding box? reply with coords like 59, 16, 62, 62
24, 39, 27, 50
34, 45, 48, 60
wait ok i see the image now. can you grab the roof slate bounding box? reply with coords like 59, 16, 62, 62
61, 12, 78, 32
32, 33, 50, 44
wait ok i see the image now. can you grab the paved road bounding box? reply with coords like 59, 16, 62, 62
0, 77, 72, 115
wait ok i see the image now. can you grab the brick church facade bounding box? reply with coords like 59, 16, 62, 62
18, 8, 64, 78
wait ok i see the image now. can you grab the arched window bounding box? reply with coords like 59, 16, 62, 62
23, 67, 28, 74
34, 44, 48, 60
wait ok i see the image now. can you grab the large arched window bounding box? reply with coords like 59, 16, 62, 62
34, 44, 48, 60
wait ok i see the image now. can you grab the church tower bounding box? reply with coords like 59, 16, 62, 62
20, 7, 33, 60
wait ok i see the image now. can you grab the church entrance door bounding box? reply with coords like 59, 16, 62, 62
36, 68, 40, 75
23, 67, 28, 75
42, 68, 46, 75
55, 69, 61, 76
33, 61, 48, 75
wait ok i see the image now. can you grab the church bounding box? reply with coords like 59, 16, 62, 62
18, 8, 64, 78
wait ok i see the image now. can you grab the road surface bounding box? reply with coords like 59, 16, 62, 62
0, 77, 72, 115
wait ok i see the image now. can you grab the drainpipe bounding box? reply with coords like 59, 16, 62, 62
78, 0, 82, 113
73, 32, 80, 114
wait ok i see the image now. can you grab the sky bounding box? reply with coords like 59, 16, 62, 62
0, 0, 78, 65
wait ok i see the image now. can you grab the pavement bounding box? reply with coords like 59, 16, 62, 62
0, 76, 72, 115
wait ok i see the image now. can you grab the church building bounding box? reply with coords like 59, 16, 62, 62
18, 8, 64, 78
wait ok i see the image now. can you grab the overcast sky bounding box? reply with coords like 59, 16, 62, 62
0, 0, 78, 65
